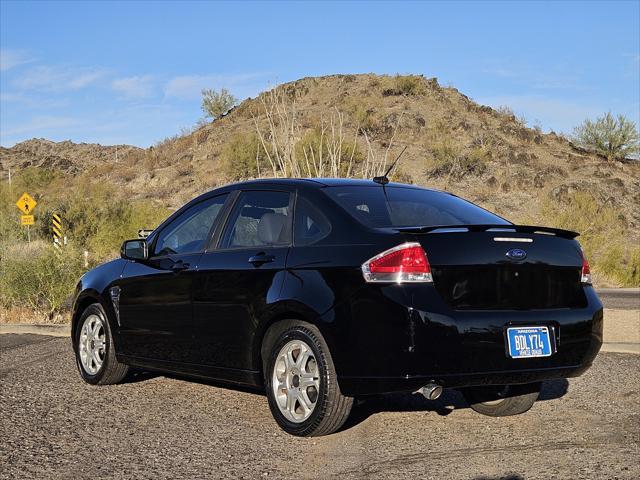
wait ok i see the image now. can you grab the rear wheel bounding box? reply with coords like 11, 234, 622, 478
263, 320, 353, 436
75, 303, 129, 385
461, 382, 541, 416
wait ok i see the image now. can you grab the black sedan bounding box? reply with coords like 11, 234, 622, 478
71, 178, 602, 436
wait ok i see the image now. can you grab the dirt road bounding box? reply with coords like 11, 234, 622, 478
1, 335, 638, 479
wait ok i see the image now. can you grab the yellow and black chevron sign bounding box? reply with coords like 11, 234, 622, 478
52, 213, 63, 249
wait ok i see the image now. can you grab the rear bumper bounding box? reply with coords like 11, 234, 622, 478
329, 284, 603, 396
339, 363, 594, 395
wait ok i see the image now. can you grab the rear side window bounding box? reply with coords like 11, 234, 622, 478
294, 196, 332, 246
325, 186, 509, 228
221, 191, 292, 248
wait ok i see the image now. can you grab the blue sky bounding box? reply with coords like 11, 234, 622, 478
1, 0, 638, 147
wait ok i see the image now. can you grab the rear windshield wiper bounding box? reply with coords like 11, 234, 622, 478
394, 224, 579, 239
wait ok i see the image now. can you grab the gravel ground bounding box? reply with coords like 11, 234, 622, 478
0, 334, 638, 480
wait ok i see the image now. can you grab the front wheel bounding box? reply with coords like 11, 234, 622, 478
461, 382, 541, 416
75, 303, 129, 385
263, 320, 353, 436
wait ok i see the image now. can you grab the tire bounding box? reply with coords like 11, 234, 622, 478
74, 303, 129, 385
262, 320, 353, 436
461, 382, 542, 417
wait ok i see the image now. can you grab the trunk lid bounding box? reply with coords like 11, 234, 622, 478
398, 226, 587, 310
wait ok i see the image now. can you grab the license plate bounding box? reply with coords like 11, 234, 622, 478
507, 326, 552, 358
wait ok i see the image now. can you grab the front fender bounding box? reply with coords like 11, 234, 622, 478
70, 259, 127, 345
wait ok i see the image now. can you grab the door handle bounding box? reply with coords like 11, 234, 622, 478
248, 253, 275, 266
170, 261, 190, 272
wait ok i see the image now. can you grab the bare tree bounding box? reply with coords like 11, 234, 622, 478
361, 113, 402, 179
253, 88, 300, 177
252, 88, 401, 179
300, 108, 360, 178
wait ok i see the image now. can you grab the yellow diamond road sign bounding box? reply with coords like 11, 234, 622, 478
16, 192, 37, 215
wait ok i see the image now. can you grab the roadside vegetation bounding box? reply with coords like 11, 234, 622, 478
0, 171, 170, 322
537, 192, 639, 287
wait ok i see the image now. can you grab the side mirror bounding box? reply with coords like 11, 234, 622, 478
121, 239, 148, 261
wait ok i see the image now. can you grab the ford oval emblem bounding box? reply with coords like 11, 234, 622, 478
506, 248, 527, 261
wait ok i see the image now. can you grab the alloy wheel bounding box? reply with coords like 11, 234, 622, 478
272, 340, 321, 423
78, 314, 106, 375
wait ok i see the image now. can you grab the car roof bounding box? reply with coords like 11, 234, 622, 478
218, 177, 437, 190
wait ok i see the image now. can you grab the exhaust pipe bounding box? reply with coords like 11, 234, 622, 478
420, 383, 443, 400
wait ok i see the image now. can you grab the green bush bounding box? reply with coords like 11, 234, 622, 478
0, 181, 171, 316
539, 191, 638, 287
0, 241, 86, 314
427, 140, 483, 177
348, 102, 379, 133
17, 167, 60, 190
427, 140, 488, 179
598, 245, 640, 287
201, 88, 237, 119
5, 181, 171, 261
0, 184, 22, 244
572, 112, 639, 161
382, 75, 427, 97
220, 133, 267, 180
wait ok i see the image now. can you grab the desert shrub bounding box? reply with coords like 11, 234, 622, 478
347, 102, 380, 133
572, 112, 639, 161
382, 75, 427, 97
597, 245, 640, 287
154, 133, 181, 149
389, 167, 413, 184
16, 167, 60, 189
21, 183, 172, 260
467, 145, 493, 165
427, 140, 488, 180
175, 163, 194, 177
220, 133, 268, 180
201, 88, 238, 119
427, 139, 460, 176
539, 191, 637, 286
0, 177, 170, 317
496, 105, 515, 117
0, 241, 86, 314
0, 184, 22, 243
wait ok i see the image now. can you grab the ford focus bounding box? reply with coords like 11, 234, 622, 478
72, 178, 602, 436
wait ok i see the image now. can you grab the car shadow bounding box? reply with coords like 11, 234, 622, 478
119, 369, 569, 430
122, 369, 161, 384
473, 476, 524, 480
342, 379, 569, 431
122, 368, 267, 396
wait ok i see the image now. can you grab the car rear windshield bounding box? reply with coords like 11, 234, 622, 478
325, 186, 510, 228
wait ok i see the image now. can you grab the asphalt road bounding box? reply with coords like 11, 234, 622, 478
1, 334, 638, 479
596, 289, 640, 310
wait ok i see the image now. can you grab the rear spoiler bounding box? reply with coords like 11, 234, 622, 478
394, 224, 579, 239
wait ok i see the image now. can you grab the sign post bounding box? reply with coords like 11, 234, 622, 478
15, 192, 37, 243
52, 213, 64, 250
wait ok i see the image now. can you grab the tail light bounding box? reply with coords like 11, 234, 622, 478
581, 253, 592, 285
362, 242, 432, 283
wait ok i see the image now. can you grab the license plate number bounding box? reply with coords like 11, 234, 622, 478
507, 326, 552, 358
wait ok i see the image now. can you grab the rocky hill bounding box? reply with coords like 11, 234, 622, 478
1, 74, 638, 285
0, 139, 141, 177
